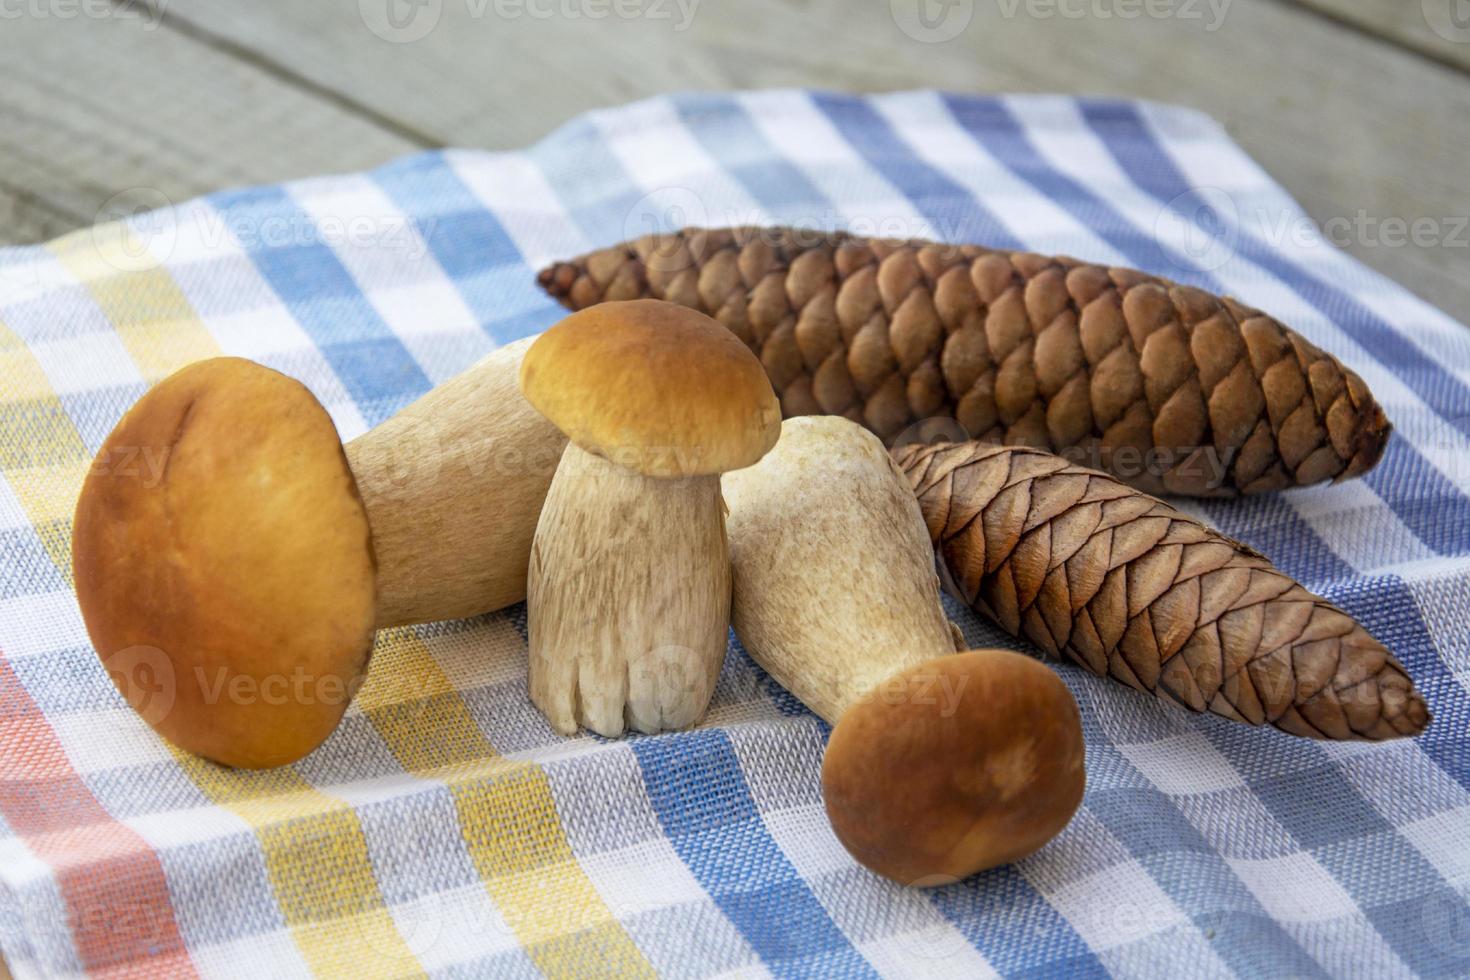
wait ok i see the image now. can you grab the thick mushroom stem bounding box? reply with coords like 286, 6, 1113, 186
345, 338, 566, 627
527, 443, 731, 737
722, 417, 961, 722
724, 416, 1085, 885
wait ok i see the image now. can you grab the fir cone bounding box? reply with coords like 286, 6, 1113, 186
893, 440, 1429, 740
538, 228, 1391, 496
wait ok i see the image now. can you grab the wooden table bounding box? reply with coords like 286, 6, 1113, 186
0, 8, 1465, 974
0, 1, 1466, 325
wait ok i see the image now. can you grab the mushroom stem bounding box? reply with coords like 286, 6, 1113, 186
345, 338, 566, 628
723, 416, 1085, 886
527, 443, 731, 736
722, 417, 961, 722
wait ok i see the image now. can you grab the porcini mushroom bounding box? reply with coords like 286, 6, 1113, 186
519, 299, 781, 736
722, 416, 1086, 885
72, 339, 565, 768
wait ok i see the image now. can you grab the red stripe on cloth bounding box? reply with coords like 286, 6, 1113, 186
0, 656, 199, 978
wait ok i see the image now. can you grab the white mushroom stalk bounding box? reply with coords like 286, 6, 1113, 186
347, 337, 565, 626
722, 416, 963, 722
519, 299, 781, 737
723, 416, 1086, 886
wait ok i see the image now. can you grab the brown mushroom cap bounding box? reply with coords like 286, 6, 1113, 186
519, 299, 781, 477
822, 649, 1085, 886
72, 358, 376, 769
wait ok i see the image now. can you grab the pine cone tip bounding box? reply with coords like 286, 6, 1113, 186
537, 261, 577, 302
1349, 402, 1393, 480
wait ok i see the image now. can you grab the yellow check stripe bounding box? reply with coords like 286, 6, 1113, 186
359, 628, 657, 978
49, 225, 217, 381
26, 225, 428, 977
0, 321, 90, 578
175, 755, 428, 978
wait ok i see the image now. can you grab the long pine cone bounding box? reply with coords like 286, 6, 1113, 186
893, 441, 1429, 740
539, 228, 1391, 496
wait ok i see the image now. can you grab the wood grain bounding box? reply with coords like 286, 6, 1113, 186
146, 0, 1470, 325
2, 2, 1465, 322
1291, 0, 1470, 73
0, 7, 417, 247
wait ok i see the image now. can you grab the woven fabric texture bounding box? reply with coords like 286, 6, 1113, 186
0, 90, 1467, 979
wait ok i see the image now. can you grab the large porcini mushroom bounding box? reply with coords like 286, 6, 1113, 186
519, 299, 781, 736
722, 415, 1086, 885
72, 339, 564, 768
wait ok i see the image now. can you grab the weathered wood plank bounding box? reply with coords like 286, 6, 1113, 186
1291, 0, 1470, 73
0, 6, 419, 249
150, 0, 1470, 325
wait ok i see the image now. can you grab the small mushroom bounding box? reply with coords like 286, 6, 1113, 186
519, 299, 781, 736
722, 416, 1086, 885
73, 339, 565, 768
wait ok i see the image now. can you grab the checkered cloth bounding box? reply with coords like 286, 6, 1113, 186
1, 90, 1467, 980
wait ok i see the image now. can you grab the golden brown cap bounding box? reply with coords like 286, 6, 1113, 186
822, 649, 1086, 886
72, 358, 376, 769
519, 299, 781, 477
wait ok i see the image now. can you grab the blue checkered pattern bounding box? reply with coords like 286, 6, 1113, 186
2, 91, 1468, 979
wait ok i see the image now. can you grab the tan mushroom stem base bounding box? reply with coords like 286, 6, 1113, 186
345, 337, 566, 628
723, 416, 1085, 885
527, 443, 732, 737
